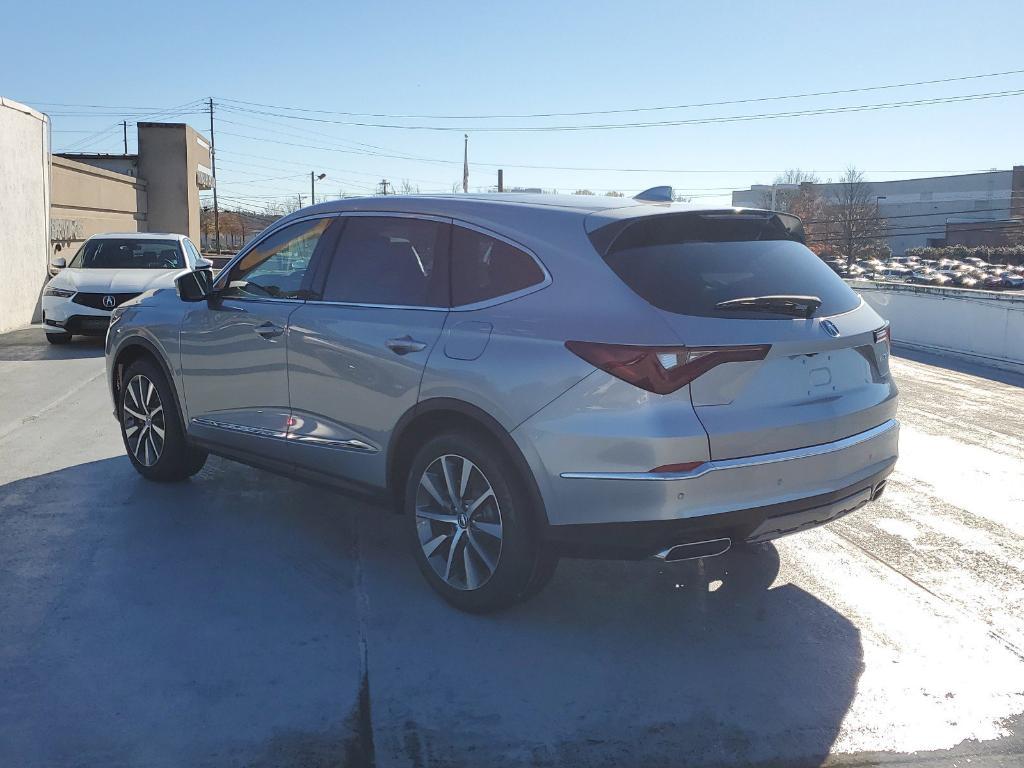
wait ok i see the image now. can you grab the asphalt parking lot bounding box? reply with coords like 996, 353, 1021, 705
1, 327, 1023, 767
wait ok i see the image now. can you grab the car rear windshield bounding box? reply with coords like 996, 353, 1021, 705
69, 238, 184, 270
595, 212, 860, 319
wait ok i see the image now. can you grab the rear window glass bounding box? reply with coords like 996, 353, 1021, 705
598, 213, 860, 319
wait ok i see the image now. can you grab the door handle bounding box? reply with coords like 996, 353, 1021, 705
385, 335, 428, 355
254, 321, 284, 340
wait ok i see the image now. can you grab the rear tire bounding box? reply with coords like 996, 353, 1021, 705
405, 431, 549, 612
120, 358, 207, 482
46, 332, 72, 344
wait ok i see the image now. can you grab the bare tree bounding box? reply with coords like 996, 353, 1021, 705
399, 179, 420, 195
823, 167, 887, 266
758, 169, 820, 212
573, 189, 595, 195
604, 190, 624, 197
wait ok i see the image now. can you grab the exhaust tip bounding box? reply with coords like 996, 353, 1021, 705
655, 538, 732, 562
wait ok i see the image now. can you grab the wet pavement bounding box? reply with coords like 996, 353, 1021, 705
1, 326, 1022, 767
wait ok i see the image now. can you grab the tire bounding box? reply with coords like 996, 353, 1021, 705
404, 431, 550, 612
120, 358, 207, 482
46, 332, 72, 344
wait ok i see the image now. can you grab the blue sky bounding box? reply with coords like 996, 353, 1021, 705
4, 0, 1022, 207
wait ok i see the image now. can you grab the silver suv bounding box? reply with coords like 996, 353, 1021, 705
105, 194, 898, 611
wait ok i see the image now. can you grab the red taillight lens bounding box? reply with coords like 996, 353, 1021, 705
565, 340, 770, 395
650, 461, 706, 474
873, 325, 891, 348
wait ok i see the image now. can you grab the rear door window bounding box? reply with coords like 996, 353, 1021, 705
321, 216, 449, 307
595, 212, 860, 319
450, 226, 545, 306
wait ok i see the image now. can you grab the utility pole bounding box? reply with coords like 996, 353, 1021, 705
462, 134, 469, 193
311, 171, 316, 205
208, 98, 220, 253
122, 121, 128, 155
378, 179, 391, 195
497, 169, 504, 193
297, 194, 303, 209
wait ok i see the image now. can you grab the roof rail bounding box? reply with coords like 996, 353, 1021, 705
633, 186, 674, 202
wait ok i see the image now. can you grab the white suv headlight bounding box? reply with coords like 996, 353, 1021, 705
44, 286, 76, 298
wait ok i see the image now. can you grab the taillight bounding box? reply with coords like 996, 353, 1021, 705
564, 340, 770, 395
873, 325, 891, 348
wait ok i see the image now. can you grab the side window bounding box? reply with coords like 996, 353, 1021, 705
321, 216, 448, 307
222, 218, 330, 300
183, 239, 202, 266
450, 226, 544, 306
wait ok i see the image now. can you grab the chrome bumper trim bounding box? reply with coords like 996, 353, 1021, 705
560, 418, 899, 481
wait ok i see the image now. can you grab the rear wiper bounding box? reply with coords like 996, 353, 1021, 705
714, 295, 822, 318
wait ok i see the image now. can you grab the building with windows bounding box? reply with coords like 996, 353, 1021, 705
731, 167, 1024, 255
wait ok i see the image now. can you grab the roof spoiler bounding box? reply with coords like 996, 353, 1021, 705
633, 186, 673, 202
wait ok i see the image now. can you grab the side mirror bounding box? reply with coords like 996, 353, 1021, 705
49, 257, 66, 276
176, 268, 215, 302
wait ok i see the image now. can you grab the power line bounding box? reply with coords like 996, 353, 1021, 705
215, 88, 1024, 132
213, 66, 1024, 120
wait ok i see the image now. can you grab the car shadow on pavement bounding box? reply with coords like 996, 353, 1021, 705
357, 503, 865, 767
0, 455, 865, 768
0, 327, 105, 361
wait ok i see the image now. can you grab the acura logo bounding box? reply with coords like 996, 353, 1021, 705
102, 295, 116, 309
821, 320, 840, 337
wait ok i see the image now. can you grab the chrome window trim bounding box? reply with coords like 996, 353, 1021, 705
214, 209, 552, 312
560, 419, 899, 481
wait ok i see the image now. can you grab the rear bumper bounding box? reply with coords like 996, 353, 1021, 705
545, 465, 892, 559
538, 418, 897, 544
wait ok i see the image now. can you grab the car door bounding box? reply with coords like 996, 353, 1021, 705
179, 217, 333, 461
286, 214, 451, 489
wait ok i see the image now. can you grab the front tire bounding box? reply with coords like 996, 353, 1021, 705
46, 332, 72, 344
120, 358, 207, 481
405, 432, 552, 612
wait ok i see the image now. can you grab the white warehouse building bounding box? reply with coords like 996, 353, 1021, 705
731, 167, 1024, 255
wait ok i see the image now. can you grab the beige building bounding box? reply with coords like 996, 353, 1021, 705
53, 122, 213, 256
0, 99, 213, 332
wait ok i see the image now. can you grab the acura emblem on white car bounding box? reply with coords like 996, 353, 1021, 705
102, 295, 116, 309
821, 320, 840, 337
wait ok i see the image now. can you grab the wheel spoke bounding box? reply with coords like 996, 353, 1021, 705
464, 546, 483, 590
443, 530, 463, 582
466, 529, 496, 572
466, 488, 495, 516
133, 378, 146, 413
419, 473, 448, 509
124, 424, 139, 438
416, 507, 458, 526
126, 381, 142, 411
441, 456, 459, 505
459, 457, 473, 500
124, 406, 146, 421
147, 431, 159, 460
145, 380, 155, 409
472, 520, 502, 540
151, 423, 165, 439
143, 434, 151, 465
149, 405, 163, 418
421, 533, 449, 558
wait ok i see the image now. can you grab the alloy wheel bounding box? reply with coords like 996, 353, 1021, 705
415, 454, 503, 591
122, 374, 165, 467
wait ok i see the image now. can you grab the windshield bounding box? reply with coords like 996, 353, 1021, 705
69, 238, 184, 270
597, 213, 861, 319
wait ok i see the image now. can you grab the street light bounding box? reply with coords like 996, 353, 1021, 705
311, 172, 327, 205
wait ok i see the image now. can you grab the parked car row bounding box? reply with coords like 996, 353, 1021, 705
825, 254, 1024, 291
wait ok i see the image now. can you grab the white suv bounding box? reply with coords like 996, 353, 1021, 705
43, 232, 210, 344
